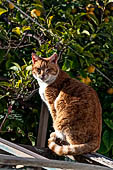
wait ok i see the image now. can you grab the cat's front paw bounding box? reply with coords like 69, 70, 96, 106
48, 132, 56, 146
50, 132, 56, 138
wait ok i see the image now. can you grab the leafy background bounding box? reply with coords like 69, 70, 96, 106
0, 0, 113, 158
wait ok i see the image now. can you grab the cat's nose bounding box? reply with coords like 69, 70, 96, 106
41, 74, 45, 80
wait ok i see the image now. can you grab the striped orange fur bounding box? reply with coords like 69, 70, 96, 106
32, 53, 102, 156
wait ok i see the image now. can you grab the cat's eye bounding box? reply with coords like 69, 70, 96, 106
46, 69, 51, 73
37, 68, 41, 74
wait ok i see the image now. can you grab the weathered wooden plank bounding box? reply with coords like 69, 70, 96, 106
19, 145, 113, 168
79, 152, 113, 168
37, 102, 49, 147
36, 102, 49, 170
68, 152, 113, 168
0, 154, 111, 170
0, 138, 59, 170
0, 137, 47, 160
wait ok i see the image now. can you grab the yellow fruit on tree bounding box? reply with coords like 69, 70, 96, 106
84, 76, 91, 85
87, 11, 95, 15
107, 88, 113, 94
88, 65, 95, 73
31, 9, 41, 18
86, 11, 95, 19
9, 2, 15, 9
110, 6, 113, 10
104, 17, 109, 23
86, 4, 95, 12
79, 76, 91, 85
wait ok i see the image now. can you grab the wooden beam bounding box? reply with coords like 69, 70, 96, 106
68, 152, 113, 168
0, 154, 111, 170
37, 102, 49, 147
0, 137, 47, 160
0, 138, 113, 169
78, 152, 113, 168
19, 145, 113, 168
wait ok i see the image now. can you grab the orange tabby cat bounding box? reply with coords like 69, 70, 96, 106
32, 52, 102, 156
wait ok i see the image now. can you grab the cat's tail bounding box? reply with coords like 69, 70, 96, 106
48, 135, 100, 156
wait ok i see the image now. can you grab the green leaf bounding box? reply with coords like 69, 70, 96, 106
0, 8, 7, 15
22, 26, 31, 32
107, 0, 113, 4
16, 80, 22, 88
102, 130, 113, 151
74, 12, 86, 21
26, 65, 32, 71
98, 140, 108, 154
10, 62, 21, 71
0, 92, 10, 100
12, 27, 21, 35
71, 43, 84, 54
28, 132, 35, 146
0, 82, 11, 87
47, 16, 54, 28
83, 51, 94, 58
81, 30, 90, 36
104, 119, 113, 130
87, 13, 99, 26
62, 59, 74, 71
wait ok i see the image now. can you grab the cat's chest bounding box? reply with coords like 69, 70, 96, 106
38, 82, 58, 112
39, 83, 48, 103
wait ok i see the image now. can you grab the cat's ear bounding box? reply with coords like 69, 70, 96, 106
32, 53, 40, 64
49, 53, 58, 64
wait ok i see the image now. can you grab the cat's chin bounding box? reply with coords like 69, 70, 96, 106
42, 76, 57, 84
36, 76, 56, 85
33, 75, 56, 85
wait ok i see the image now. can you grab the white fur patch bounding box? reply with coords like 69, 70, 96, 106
33, 70, 59, 112
39, 83, 52, 112
54, 145, 61, 153
55, 130, 66, 141
48, 141, 55, 149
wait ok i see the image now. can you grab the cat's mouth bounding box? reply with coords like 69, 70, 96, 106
40, 75, 57, 84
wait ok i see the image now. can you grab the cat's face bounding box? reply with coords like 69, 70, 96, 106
32, 53, 59, 84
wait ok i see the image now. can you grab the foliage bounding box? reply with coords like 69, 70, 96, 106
0, 0, 113, 158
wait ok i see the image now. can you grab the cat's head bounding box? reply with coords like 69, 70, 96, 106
32, 53, 59, 84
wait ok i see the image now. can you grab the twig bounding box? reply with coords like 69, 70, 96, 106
45, 5, 54, 20
23, 89, 39, 101
0, 105, 12, 132
0, 44, 32, 49
94, 66, 113, 85
23, 33, 42, 46
14, 31, 28, 51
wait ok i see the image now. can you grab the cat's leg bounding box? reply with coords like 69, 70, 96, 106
49, 131, 64, 143
49, 104, 57, 121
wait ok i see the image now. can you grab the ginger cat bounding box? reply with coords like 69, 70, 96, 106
32, 52, 102, 156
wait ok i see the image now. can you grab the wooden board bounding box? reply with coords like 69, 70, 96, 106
37, 102, 49, 147
0, 154, 112, 170
0, 137, 47, 160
